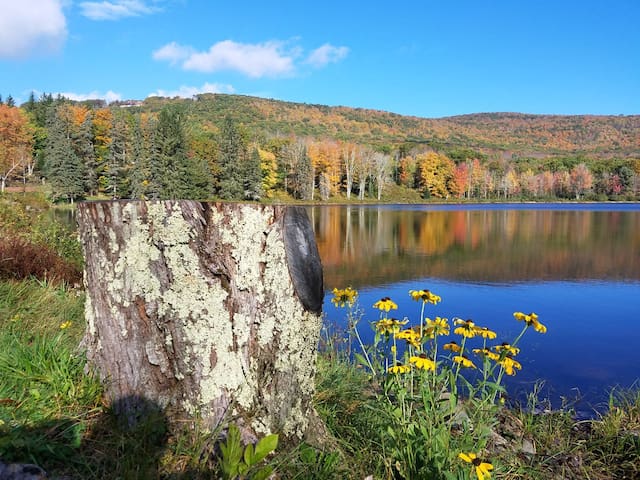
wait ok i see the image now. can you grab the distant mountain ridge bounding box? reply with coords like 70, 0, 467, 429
137, 94, 640, 157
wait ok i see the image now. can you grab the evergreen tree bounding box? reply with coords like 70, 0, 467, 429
294, 145, 313, 200
129, 116, 151, 199
45, 108, 85, 204
107, 116, 128, 198
217, 117, 246, 200
73, 111, 97, 195
244, 148, 264, 200
149, 105, 210, 199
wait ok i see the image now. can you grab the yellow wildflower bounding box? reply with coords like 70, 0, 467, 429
373, 297, 398, 312
425, 316, 450, 336
59, 321, 72, 330
409, 354, 436, 371
473, 326, 497, 339
409, 289, 442, 304
473, 348, 500, 361
499, 356, 522, 376
453, 355, 476, 369
331, 286, 358, 308
443, 341, 462, 353
513, 311, 547, 333
454, 318, 477, 338
395, 328, 421, 348
388, 364, 411, 374
494, 343, 520, 356
374, 318, 408, 335
458, 452, 493, 480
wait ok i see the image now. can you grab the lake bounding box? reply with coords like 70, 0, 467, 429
310, 203, 640, 417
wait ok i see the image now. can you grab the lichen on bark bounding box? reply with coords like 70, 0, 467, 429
78, 200, 324, 440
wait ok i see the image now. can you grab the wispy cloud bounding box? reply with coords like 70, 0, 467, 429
153, 39, 348, 78
147, 82, 235, 99
0, 0, 67, 59
79, 0, 159, 21
306, 44, 349, 68
59, 90, 123, 103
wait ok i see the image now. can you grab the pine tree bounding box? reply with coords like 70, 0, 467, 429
107, 115, 128, 199
217, 117, 245, 200
129, 116, 151, 199
243, 148, 264, 200
74, 111, 97, 195
149, 105, 210, 199
45, 108, 85, 204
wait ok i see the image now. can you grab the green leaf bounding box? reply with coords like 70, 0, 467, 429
220, 424, 243, 479
354, 353, 369, 369
244, 442, 255, 466
251, 466, 274, 480
252, 433, 278, 464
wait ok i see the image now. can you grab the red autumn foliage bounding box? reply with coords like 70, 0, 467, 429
0, 234, 81, 285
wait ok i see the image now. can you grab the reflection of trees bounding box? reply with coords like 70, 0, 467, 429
310, 206, 640, 288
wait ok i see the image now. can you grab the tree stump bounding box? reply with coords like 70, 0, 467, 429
77, 201, 324, 440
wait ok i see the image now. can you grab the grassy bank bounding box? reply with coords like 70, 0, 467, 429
0, 279, 639, 479
1, 193, 638, 479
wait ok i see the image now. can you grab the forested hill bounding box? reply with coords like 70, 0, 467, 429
136, 94, 640, 157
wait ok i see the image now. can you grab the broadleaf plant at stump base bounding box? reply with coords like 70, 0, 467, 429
77, 200, 324, 441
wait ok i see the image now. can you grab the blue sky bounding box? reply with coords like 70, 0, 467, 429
1, 0, 638, 118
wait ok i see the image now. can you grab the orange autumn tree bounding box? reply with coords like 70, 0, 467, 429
0, 105, 34, 192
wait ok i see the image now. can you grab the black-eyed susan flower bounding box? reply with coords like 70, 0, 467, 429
409, 353, 436, 371
458, 452, 493, 480
443, 341, 462, 353
373, 297, 398, 312
473, 348, 500, 361
388, 363, 411, 374
395, 328, 421, 348
331, 286, 358, 308
453, 355, 476, 369
425, 316, 450, 336
454, 318, 477, 338
409, 288, 442, 304
473, 326, 497, 339
499, 356, 522, 376
513, 311, 547, 333
374, 318, 408, 335
493, 342, 520, 356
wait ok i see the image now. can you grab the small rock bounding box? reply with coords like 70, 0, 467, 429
521, 438, 536, 456
0, 461, 47, 480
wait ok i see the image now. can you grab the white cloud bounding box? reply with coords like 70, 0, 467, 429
154, 39, 349, 78
152, 41, 194, 65
147, 82, 235, 99
79, 0, 158, 21
59, 90, 123, 103
154, 40, 297, 78
306, 44, 349, 68
0, 0, 67, 59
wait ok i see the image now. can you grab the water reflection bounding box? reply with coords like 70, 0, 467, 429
312, 204, 640, 415
310, 204, 640, 287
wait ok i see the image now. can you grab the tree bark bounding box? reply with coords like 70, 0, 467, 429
77, 200, 324, 440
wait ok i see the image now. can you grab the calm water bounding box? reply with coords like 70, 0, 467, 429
310, 204, 640, 416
